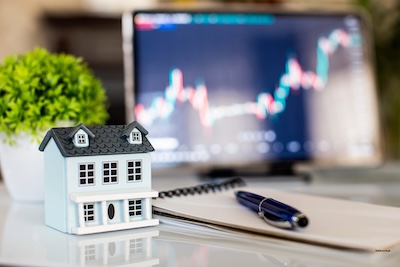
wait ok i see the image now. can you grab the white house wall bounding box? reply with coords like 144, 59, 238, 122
44, 138, 68, 233
65, 153, 153, 233
65, 153, 152, 193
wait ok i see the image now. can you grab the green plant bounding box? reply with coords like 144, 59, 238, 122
0, 47, 108, 142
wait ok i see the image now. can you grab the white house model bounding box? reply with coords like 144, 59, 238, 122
39, 121, 159, 235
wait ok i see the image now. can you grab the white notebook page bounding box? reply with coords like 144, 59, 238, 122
153, 186, 400, 252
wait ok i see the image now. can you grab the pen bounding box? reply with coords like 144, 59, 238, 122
235, 190, 309, 229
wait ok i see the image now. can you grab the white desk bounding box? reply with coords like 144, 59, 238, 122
1, 165, 400, 267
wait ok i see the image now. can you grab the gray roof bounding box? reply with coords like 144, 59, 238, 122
39, 121, 155, 157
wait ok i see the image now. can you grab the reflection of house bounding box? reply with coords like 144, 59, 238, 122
39, 121, 159, 235
44, 227, 159, 266
77, 230, 159, 266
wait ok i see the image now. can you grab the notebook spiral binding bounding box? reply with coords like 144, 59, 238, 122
158, 177, 246, 198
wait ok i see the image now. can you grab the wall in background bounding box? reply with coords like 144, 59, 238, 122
1, 0, 400, 160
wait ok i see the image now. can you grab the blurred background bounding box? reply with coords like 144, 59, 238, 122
0, 0, 399, 160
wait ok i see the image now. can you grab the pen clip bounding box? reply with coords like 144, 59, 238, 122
258, 198, 293, 229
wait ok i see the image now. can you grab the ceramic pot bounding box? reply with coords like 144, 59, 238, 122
0, 134, 44, 202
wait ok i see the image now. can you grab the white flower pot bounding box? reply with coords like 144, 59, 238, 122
83, 0, 157, 13
0, 134, 44, 202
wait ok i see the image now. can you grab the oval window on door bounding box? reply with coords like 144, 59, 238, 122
108, 242, 116, 256
108, 204, 115, 220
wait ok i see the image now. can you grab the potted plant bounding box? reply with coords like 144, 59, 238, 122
0, 47, 109, 202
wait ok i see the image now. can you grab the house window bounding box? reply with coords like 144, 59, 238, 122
79, 163, 95, 186
127, 160, 142, 182
132, 132, 140, 142
83, 203, 95, 222
73, 129, 89, 147
129, 239, 143, 255
128, 199, 142, 218
85, 245, 96, 262
77, 134, 86, 144
128, 128, 142, 144
103, 162, 118, 184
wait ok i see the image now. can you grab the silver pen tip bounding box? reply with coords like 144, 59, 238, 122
293, 213, 309, 228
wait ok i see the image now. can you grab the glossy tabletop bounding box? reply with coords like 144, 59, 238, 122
1, 165, 400, 267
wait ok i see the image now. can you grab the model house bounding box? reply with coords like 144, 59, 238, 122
39, 121, 159, 235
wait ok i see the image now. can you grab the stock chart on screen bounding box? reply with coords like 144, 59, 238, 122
128, 11, 381, 168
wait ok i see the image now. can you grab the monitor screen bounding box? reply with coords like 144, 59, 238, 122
123, 8, 383, 171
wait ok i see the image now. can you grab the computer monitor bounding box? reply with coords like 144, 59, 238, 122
122, 7, 383, 174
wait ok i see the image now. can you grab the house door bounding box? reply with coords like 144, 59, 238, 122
106, 201, 120, 224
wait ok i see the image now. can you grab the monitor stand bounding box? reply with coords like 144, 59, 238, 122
199, 162, 311, 182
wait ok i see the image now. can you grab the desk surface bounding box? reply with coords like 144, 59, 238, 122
1, 166, 400, 267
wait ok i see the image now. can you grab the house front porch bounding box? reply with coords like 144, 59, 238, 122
69, 189, 159, 235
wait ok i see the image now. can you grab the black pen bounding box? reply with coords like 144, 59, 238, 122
235, 191, 309, 229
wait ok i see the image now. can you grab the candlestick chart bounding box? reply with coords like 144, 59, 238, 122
135, 28, 352, 128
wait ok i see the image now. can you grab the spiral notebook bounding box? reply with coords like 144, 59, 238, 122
153, 178, 400, 252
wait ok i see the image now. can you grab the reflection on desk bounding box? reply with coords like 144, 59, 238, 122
1, 166, 400, 267
0, 198, 159, 267
2, 197, 398, 267
157, 221, 400, 267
